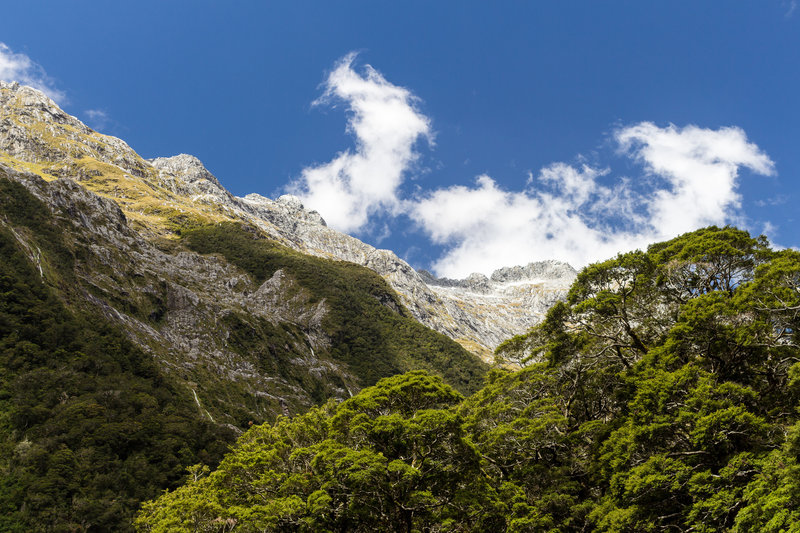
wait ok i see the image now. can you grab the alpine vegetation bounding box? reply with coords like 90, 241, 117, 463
137, 227, 800, 532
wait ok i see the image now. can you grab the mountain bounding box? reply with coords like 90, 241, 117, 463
0, 82, 490, 530
0, 80, 495, 410
0, 81, 578, 530
0, 80, 576, 361
6, 81, 792, 533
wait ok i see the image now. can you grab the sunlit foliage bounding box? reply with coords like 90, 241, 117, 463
140, 227, 800, 531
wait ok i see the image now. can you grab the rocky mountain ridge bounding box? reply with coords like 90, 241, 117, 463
418, 261, 577, 349
0, 81, 576, 359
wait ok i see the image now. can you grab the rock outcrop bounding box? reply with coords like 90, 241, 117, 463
1, 165, 341, 423
419, 261, 577, 351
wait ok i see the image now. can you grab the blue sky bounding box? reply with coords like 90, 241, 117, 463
1, 2, 798, 276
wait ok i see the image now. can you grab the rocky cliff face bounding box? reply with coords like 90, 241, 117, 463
0, 167, 343, 425
0, 81, 575, 361
418, 261, 577, 351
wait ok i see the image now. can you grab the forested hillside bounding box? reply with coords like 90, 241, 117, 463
137, 227, 800, 532
0, 177, 236, 531
0, 169, 486, 531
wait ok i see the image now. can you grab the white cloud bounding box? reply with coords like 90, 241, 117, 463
84, 109, 111, 131
616, 123, 774, 237
410, 169, 645, 277
288, 53, 432, 233
289, 58, 775, 278
755, 194, 788, 207
762, 221, 778, 240
411, 123, 774, 278
0, 42, 64, 103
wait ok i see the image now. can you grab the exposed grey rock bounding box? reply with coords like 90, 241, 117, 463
150, 154, 223, 187
1, 165, 356, 423
149, 153, 239, 207
419, 261, 577, 351
241, 192, 327, 228
0, 81, 149, 176
491, 260, 577, 283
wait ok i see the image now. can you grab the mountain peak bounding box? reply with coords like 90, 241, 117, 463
0, 81, 148, 178
0, 80, 62, 113
419, 260, 576, 288
150, 154, 223, 188
276, 194, 304, 209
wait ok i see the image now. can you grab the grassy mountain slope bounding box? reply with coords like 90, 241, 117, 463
0, 166, 486, 530
137, 227, 800, 532
0, 81, 234, 236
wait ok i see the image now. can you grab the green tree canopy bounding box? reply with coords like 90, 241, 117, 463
138, 227, 800, 532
